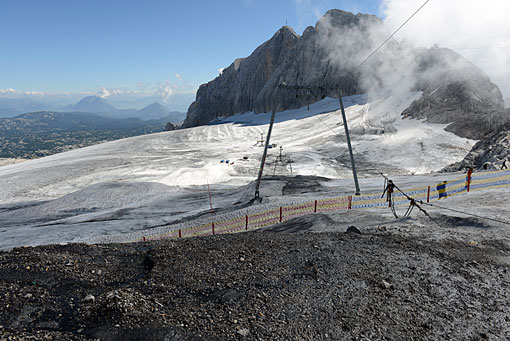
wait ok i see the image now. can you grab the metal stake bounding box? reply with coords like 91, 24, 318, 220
338, 90, 360, 195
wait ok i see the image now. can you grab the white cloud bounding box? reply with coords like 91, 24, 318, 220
137, 82, 148, 90
155, 81, 176, 100
0, 79, 197, 104
23, 91, 45, 96
98, 87, 125, 98
0, 88, 18, 94
0, 88, 70, 97
381, 0, 510, 96
175, 73, 183, 80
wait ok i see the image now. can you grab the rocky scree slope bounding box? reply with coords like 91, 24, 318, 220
182, 10, 508, 140
444, 122, 510, 171
0, 231, 509, 340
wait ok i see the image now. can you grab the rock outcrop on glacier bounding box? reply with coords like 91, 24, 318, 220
444, 122, 510, 171
401, 48, 506, 139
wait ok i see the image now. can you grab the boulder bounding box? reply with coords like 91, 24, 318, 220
164, 122, 176, 131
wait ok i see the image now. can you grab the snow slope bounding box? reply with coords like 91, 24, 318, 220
0, 93, 490, 250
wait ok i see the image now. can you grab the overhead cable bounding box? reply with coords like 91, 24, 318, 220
350, 0, 431, 74
423, 202, 510, 226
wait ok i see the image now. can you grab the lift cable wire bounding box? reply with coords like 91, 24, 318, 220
380, 171, 510, 226
276, 0, 431, 178
315, 113, 340, 136
350, 0, 431, 74
422, 202, 510, 226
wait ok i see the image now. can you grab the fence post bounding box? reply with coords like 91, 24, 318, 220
314, 200, 318, 213
212, 222, 215, 235
348, 195, 352, 210
179, 229, 182, 238
427, 186, 430, 203
279, 207, 283, 222
245, 215, 248, 230
467, 168, 473, 192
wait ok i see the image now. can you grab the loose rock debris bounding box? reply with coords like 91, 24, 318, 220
0, 230, 509, 340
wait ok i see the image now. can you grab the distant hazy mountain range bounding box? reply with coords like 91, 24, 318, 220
0, 96, 186, 159
0, 111, 157, 136
0, 97, 51, 117
0, 95, 186, 123
0, 110, 177, 159
62, 96, 117, 113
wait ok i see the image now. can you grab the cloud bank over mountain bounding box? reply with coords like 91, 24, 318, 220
182, 8, 507, 140
382, 0, 510, 98
292, 0, 510, 99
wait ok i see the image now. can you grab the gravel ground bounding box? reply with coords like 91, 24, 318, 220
1, 226, 509, 340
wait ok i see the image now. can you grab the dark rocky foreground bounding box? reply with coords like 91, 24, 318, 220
1, 229, 509, 340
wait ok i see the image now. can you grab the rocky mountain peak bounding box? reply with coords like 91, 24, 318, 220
182, 9, 509, 139
140, 102, 167, 112
181, 9, 391, 129
316, 9, 381, 31
401, 47, 506, 139
275, 25, 298, 36
68, 96, 117, 113
182, 23, 300, 128
77, 96, 105, 104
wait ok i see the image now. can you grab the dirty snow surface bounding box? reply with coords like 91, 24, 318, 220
0, 93, 506, 250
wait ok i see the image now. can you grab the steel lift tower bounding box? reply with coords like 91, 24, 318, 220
280, 84, 360, 195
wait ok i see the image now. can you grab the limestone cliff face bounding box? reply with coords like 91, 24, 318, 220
253, 10, 385, 114
182, 10, 382, 128
182, 27, 300, 128
182, 10, 508, 139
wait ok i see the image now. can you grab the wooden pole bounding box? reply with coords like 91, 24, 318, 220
207, 181, 213, 210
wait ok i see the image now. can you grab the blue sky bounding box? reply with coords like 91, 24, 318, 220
0, 0, 382, 96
